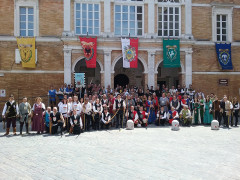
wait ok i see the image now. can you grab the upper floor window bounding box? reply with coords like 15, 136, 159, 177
115, 5, 143, 36
75, 3, 100, 35
212, 6, 232, 42
20, 7, 34, 36
216, 15, 227, 42
158, 6, 180, 37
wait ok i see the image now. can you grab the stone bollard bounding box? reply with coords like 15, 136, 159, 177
172, 120, 180, 131
126, 120, 134, 130
211, 120, 219, 130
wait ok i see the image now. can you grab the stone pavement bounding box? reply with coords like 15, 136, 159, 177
0, 123, 240, 180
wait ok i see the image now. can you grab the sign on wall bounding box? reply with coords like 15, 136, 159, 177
218, 79, 228, 86
0, 89, 6, 97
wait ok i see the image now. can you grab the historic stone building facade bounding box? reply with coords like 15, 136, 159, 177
0, 0, 240, 106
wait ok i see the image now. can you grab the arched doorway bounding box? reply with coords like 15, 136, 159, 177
114, 74, 129, 88
156, 61, 182, 89
74, 58, 102, 85
114, 57, 145, 88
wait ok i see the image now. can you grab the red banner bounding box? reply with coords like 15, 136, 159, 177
130, 38, 138, 68
79, 37, 97, 68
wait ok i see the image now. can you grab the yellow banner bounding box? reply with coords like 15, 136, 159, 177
16, 37, 36, 68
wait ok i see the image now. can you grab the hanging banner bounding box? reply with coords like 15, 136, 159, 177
216, 43, 233, 70
163, 39, 180, 68
79, 37, 97, 68
74, 73, 85, 88
121, 38, 138, 68
16, 37, 36, 68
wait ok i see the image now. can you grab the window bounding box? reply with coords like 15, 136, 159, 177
14, 0, 39, 37
216, 15, 227, 42
158, 6, 180, 37
115, 5, 143, 36
75, 3, 100, 35
20, 7, 34, 37
212, 6, 232, 42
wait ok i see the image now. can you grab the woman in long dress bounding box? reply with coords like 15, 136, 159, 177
145, 96, 156, 124
32, 97, 45, 134
192, 98, 201, 125
203, 96, 213, 125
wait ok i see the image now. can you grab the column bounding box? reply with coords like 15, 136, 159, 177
104, 49, 112, 88
62, 0, 72, 36
64, 49, 72, 85
104, 0, 111, 37
185, 49, 193, 88
148, 0, 155, 38
148, 50, 156, 89
185, 0, 193, 39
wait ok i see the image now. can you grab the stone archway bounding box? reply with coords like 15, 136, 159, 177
73, 57, 104, 85
155, 60, 184, 89
113, 57, 146, 89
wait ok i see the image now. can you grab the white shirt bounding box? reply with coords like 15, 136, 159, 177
72, 102, 82, 115
101, 112, 111, 124
70, 115, 83, 128
32, 103, 45, 111
113, 98, 126, 110
82, 102, 92, 115
2, 100, 19, 116
93, 103, 103, 113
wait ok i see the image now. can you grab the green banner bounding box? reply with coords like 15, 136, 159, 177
163, 39, 180, 68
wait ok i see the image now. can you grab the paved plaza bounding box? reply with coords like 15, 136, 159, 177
0, 123, 240, 180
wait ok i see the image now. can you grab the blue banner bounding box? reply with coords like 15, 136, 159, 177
216, 43, 233, 70
74, 73, 85, 88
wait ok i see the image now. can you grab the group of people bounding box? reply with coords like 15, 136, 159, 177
1, 83, 239, 136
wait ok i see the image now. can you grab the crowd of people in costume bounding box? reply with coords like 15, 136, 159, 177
1, 83, 239, 136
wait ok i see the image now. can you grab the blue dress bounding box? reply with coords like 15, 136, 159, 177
146, 100, 156, 124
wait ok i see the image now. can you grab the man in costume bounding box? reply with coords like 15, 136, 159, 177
138, 106, 148, 127
19, 97, 31, 135
2, 94, 19, 135
101, 108, 111, 129
82, 98, 92, 131
126, 106, 139, 127
222, 96, 233, 128
156, 106, 167, 126
70, 109, 83, 134
50, 107, 64, 135
113, 94, 126, 128
180, 105, 192, 126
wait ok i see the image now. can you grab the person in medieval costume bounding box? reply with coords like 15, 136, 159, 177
72, 95, 82, 116
156, 106, 167, 126
170, 95, 180, 113
145, 96, 156, 124
59, 98, 70, 131
126, 105, 139, 127
69, 109, 83, 134
192, 98, 201, 125
113, 94, 126, 128
159, 93, 169, 112
180, 105, 192, 126
101, 108, 111, 129
2, 94, 19, 136
32, 97, 45, 134
19, 97, 31, 135
82, 98, 92, 131
93, 98, 103, 130
232, 97, 239, 127
222, 96, 233, 128
198, 95, 205, 124
167, 106, 179, 125
212, 96, 221, 125
203, 96, 213, 125
50, 107, 64, 135
138, 106, 148, 127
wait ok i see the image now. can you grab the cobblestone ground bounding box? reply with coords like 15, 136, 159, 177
0, 122, 240, 180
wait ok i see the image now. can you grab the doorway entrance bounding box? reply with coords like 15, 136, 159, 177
114, 74, 129, 88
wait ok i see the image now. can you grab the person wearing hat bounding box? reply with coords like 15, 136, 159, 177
19, 97, 31, 135
113, 94, 126, 128
2, 94, 19, 135
101, 107, 111, 129
179, 105, 192, 126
